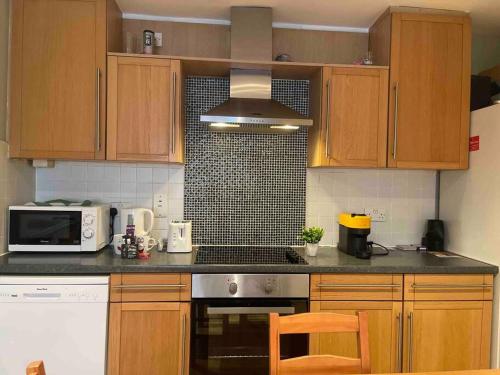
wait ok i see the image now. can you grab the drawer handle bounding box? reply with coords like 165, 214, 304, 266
411, 283, 493, 289
112, 284, 187, 289
316, 283, 400, 288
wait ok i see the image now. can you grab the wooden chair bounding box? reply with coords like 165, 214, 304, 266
269, 311, 370, 375
26, 361, 46, 375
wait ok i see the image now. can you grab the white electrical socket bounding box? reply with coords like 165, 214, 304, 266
153, 193, 168, 217
365, 208, 386, 222
154, 32, 163, 47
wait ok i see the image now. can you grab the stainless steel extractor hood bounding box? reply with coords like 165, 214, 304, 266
200, 7, 313, 133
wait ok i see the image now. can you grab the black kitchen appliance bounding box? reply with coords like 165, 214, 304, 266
338, 213, 372, 259
191, 246, 309, 375
422, 219, 445, 251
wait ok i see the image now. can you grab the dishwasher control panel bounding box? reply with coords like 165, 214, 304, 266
0, 276, 109, 303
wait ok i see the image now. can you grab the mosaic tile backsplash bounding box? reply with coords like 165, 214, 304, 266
184, 77, 308, 245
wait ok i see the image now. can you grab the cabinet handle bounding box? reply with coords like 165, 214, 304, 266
408, 312, 413, 372
112, 284, 187, 289
325, 79, 332, 159
171, 71, 177, 156
95, 68, 101, 152
181, 312, 186, 375
392, 82, 399, 160
316, 283, 400, 288
396, 313, 403, 372
411, 283, 493, 289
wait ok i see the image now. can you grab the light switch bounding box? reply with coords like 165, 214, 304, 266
153, 193, 168, 217
364, 208, 386, 222
154, 32, 163, 47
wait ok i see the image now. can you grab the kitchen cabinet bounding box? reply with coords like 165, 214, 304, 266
369, 9, 471, 169
310, 273, 493, 373
107, 56, 184, 163
309, 274, 403, 373
308, 66, 389, 168
107, 273, 191, 375
8, 0, 118, 160
402, 274, 493, 372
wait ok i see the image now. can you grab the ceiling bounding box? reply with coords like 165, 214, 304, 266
117, 0, 500, 36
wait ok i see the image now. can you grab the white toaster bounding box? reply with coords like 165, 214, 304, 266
167, 221, 193, 253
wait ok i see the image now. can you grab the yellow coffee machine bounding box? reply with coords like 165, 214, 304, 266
338, 213, 372, 259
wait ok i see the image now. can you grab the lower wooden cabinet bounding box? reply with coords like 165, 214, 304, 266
107, 301, 190, 375
310, 301, 402, 373
310, 273, 494, 373
402, 300, 492, 372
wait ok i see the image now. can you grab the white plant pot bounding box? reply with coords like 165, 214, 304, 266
305, 243, 319, 257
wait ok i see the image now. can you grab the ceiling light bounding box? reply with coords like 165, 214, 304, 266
209, 123, 241, 128
269, 125, 300, 130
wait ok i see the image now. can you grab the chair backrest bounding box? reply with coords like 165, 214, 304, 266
26, 361, 46, 375
269, 311, 370, 375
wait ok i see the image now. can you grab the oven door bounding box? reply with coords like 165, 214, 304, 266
190, 298, 308, 375
9, 209, 82, 252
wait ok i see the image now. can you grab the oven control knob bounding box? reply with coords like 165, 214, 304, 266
228, 282, 238, 295
264, 281, 274, 294
83, 215, 94, 225
83, 229, 94, 239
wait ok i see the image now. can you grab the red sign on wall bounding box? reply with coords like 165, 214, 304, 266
469, 135, 480, 152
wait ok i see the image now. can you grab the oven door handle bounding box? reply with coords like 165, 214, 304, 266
207, 306, 296, 315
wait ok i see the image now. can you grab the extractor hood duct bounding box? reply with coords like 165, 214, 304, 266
200, 7, 313, 133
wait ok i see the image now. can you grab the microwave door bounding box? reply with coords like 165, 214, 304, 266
9, 210, 82, 248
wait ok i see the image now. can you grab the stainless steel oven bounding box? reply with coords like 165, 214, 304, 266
190, 274, 309, 375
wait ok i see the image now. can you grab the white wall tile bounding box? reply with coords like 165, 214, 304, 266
306, 168, 436, 247
36, 161, 186, 243
37, 163, 435, 248
0, 142, 36, 253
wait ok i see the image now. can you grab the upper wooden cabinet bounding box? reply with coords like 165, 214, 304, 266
308, 66, 389, 168
370, 10, 471, 169
107, 56, 184, 163
9, 0, 118, 160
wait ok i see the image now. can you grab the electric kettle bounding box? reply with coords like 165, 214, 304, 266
167, 221, 192, 253
120, 208, 154, 236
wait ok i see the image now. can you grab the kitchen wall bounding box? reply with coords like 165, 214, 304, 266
307, 169, 436, 246
35, 162, 436, 247
121, 18, 368, 64
184, 77, 307, 245
472, 33, 500, 74
35, 162, 184, 242
0, 0, 8, 140
0, 1, 36, 254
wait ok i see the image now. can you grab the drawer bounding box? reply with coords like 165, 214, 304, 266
310, 274, 403, 301
110, 273, 191, 302
404, 274, 493, 301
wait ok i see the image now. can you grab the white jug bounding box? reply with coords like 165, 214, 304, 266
120, 208, 154, 236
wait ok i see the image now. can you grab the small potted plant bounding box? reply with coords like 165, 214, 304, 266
300, 227, 324, 256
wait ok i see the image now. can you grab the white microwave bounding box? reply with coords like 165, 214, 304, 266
8, 204, 110, 252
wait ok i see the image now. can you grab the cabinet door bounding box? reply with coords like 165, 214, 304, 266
310, 301, 402, 373
9, 0, 106, 160
403, 301, 492, 372
388, 13, 471, 169
107, 56, 183, 163
325, 67, 388, 168
107, 302, 190, 375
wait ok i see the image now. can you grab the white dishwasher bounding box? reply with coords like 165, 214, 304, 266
0, 276, 109, 375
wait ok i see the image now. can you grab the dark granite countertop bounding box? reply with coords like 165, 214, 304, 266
0, 247, 497, 274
